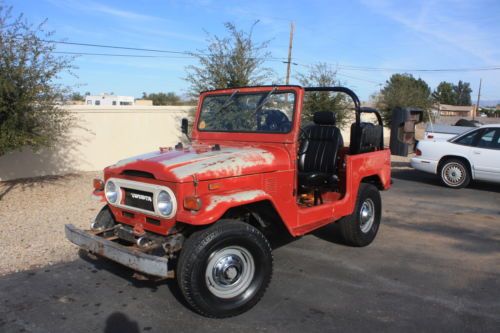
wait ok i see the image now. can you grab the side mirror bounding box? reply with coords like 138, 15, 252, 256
181, 118, 188, 135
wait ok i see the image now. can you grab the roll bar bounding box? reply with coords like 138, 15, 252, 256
305, 86, 384, 152
304, 87, 383, 128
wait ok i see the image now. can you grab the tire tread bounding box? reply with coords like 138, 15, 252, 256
177, 220, 273, 318
339, 183, 381, 247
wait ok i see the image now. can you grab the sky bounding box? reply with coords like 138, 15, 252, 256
7, 0, 500, 103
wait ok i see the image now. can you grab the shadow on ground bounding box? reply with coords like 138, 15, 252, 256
0, 173, 81, 200
392, 168, 500, 193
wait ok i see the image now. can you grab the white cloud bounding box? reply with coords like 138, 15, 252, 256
86, 3, 158, 21
360, 0, 499, 65
46, 0, 163, 22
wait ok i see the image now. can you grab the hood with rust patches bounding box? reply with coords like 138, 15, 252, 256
106, 145, 289, 182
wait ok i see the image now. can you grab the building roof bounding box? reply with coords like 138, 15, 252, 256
439, 104, 474, 112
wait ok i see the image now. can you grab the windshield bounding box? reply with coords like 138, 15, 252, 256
198, 91, 296, 133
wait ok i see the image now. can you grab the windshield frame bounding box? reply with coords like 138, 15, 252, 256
196, 89, 297, 135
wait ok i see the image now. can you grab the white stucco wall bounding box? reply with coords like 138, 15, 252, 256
0, 105, 193, 181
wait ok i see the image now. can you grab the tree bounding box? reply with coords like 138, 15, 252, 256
184, 22, 274, 97
375, 73, 432, 125
69, 92, 85, 101
454, 80, 472, 106
432, 81, 456, 105
432, 80, 472, 106
296, 63, 349, 128
142, 92, 182, 105
0, 5, 74, 155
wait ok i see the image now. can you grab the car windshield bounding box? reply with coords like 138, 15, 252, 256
198, 91, 296, 133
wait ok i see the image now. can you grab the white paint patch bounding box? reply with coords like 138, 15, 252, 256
113, 151, 161, 167
159, 150, 224, 167
170, 148, 275, 180
205, 190, 267, 212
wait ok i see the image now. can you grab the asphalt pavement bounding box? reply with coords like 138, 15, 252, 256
1, 167, 499, 333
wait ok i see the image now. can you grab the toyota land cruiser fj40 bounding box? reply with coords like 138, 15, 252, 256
66, 86, 393, 318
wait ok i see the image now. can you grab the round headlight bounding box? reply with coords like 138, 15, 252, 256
157, 190, 173, 216
105, 181, 118, 203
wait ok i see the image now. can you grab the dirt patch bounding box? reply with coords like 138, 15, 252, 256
0, 172, 102, 275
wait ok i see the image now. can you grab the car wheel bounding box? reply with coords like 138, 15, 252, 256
339, 183, 381, 247
177, 220, 273, 318
439, 158, 470, 189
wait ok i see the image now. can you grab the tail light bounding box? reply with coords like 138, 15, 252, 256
427, 135, 434, 139
416, 149, 422, 156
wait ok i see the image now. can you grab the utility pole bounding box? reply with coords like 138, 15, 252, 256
474, 78, 482, 120
285, 21, 295, 85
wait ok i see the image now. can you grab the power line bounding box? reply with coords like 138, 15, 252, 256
43, 39, 289, 61
53, 51, 290, 64
336, 72, 382, 85
28, 37, 497, 97
40, 38, 500, 73
337, 64, 500, 72
45, 39, 195, 55
54, 51, 196, 59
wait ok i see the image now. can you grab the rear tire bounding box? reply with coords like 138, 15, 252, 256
439, 158, 470, 189
339, 183, 381, 247
177, 220, 273, 318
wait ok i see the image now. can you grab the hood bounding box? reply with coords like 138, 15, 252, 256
106, 144, 289, 182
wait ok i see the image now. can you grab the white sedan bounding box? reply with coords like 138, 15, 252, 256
411, 124, 500, 188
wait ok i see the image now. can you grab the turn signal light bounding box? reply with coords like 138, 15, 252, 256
416, 149, 422, 156
93, 178, 104, 191
208, 183, 221, 190
184, 196, 202, 211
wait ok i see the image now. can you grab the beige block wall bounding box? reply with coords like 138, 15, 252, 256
0, 106, 192, 181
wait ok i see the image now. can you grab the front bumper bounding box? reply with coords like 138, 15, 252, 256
65, 224, 172, 278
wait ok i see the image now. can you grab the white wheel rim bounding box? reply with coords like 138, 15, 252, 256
442, 163, 465, 186
360, 198, 375, 233
205, 246, 255, 299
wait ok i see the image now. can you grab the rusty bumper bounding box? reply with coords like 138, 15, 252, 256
64, 224, 171, 278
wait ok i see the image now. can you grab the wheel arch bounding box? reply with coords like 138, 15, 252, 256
438, 155, 474, 179
221, 199, 293, 236
360, 174, 384, 190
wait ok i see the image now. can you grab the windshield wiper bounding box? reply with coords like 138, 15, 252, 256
214, 89, 239, 114
252, 87, 277, 115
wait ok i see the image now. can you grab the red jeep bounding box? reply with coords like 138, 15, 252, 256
66, 86, 392, 318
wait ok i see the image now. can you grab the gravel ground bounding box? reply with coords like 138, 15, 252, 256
0, 172, 102, 276
0, 156, 412, 276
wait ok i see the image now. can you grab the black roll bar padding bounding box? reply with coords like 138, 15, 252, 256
359, 107, 384, 127
304, 86, 362, 125
360, 107, 385, 150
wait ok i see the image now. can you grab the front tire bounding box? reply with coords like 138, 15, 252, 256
339, 183, 381, 247
177, 220, 273, 318
439, 158, 470, 188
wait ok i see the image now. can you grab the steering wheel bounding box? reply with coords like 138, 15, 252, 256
256, 109, 291, 132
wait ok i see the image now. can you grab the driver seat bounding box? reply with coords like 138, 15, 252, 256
298, 111, 343, 204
